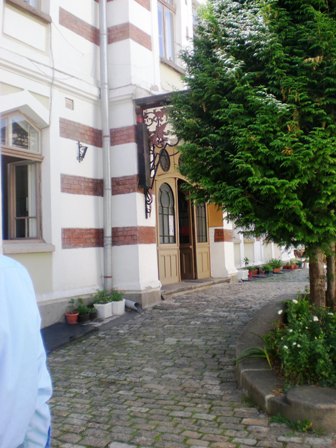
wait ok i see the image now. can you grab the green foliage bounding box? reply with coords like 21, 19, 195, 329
93, 290, 112, 304
236, 346, 272, 368
110, 290, 124, 302
93, 289, 123, 303
269, 258, 283, 268
264, 296, 336, 386
67, 298, 78, 313
270, 414, 313, 433
262, 263, 272, 273
76, 298, 91, 315
170, 0, 336, 251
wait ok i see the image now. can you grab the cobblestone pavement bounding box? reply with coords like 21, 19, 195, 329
48, 268, 336, 448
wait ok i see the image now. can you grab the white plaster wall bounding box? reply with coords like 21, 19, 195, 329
112, 244, 160, 291
109, 98, 135, 129
108, 41, 132, 89
55, 248, 103, 292
52, 21, 98, 83
111, 144, 138, 177
2, 4, 50, 63
59, 0, 97, 24
111, 193, 156, 228
107, 0, 130, 25
209, 228, 237, 277
60, 196, 103, 228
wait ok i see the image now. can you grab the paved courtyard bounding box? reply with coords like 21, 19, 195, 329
48, 268, 336, 448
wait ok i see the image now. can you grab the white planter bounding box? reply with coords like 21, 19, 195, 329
111, 299, 125, 316
94, 302, 112, 319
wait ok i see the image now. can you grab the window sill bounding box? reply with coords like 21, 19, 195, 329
6, 0, 52, 23
3, 240, 55, 254
160, 57, 185, 75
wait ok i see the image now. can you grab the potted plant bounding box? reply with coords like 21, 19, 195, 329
262, 263, 272, 275
110, 290, 125, 316
248, 265, 258, 278
269, 258, 283, 273
65, 298, 79, 325
93, 290, 112, 319
77, 299, 91, 323
88, 304, 97, 320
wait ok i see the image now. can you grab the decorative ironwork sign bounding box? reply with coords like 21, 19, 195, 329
136, 95, 179, 218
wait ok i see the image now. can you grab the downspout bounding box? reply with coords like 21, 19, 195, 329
99, 0, 113, 290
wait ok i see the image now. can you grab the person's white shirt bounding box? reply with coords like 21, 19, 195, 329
0, 256, 52, 447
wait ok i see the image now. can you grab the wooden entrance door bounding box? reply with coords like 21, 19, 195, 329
178, 181, 195, 280
194, 203, 211, 279
157, 181, 179, 284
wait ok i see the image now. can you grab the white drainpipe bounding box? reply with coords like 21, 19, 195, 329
99, 0, 113, 290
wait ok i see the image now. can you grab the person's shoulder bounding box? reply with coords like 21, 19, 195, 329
0, 255, 26, 272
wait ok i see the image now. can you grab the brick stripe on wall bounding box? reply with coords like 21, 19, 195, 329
62, 228, 104, 249
112, 175, 141, 195
61, 174, 103, 196
59, 8, 99, 45
108, 23, 152, 50
60, 118, 102, 147
110, 125, 136, 146
135, 0, 151, 10
214, 229, 233, 243
112, 226, 156, 245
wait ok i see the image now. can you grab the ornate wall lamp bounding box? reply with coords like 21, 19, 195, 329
135, 93, 179, 218
77, 141, 88, 163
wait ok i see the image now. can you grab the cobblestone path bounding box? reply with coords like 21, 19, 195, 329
48, 268, 336, 448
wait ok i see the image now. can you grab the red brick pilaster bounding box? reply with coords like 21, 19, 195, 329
61, 175, 103, 196
62, 228, 104, 249
112, 175, 141, 195
135, 0, 150, 10
60, 118, 102, 147
110, 126, 136, 146
108, 23, 152, 50
59, 8, 99, 45
112, 226, 156, 245
214, 229, 233, 243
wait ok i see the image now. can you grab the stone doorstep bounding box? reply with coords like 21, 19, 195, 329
236, 298, 336, 434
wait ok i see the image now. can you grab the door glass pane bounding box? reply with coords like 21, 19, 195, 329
159, 183, 175, 244
178, 190, 190, 244
196, 203, 207, 243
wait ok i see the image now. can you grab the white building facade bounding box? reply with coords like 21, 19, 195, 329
0, 0, 288, 327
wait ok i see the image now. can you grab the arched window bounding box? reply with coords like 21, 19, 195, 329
1, 113, 42, 239
159, 183, 176, 244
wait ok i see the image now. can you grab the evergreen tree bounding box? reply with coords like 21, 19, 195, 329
170, 0, 336, 306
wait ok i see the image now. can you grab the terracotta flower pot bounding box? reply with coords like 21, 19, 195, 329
65, 312, 79, 325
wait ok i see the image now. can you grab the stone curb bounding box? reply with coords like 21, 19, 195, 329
235, 297, 336, 434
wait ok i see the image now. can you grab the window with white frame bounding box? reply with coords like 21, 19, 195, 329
1, 113, 42, 240
158, 0, 175, 62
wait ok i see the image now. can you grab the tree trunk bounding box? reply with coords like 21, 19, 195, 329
326, 242, 336, 309
309, 247, 326, 307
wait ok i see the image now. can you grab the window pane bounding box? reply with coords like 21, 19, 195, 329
10, 115, 39, 152
159, 183, 176, 244
1, 118, 7, 145
165, 10, 174, 60
158, 4, 165, 58
14, 163, 38, 238
25, 0, 40, 8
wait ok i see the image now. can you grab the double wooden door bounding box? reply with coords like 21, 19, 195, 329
156, 178, 210, 285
